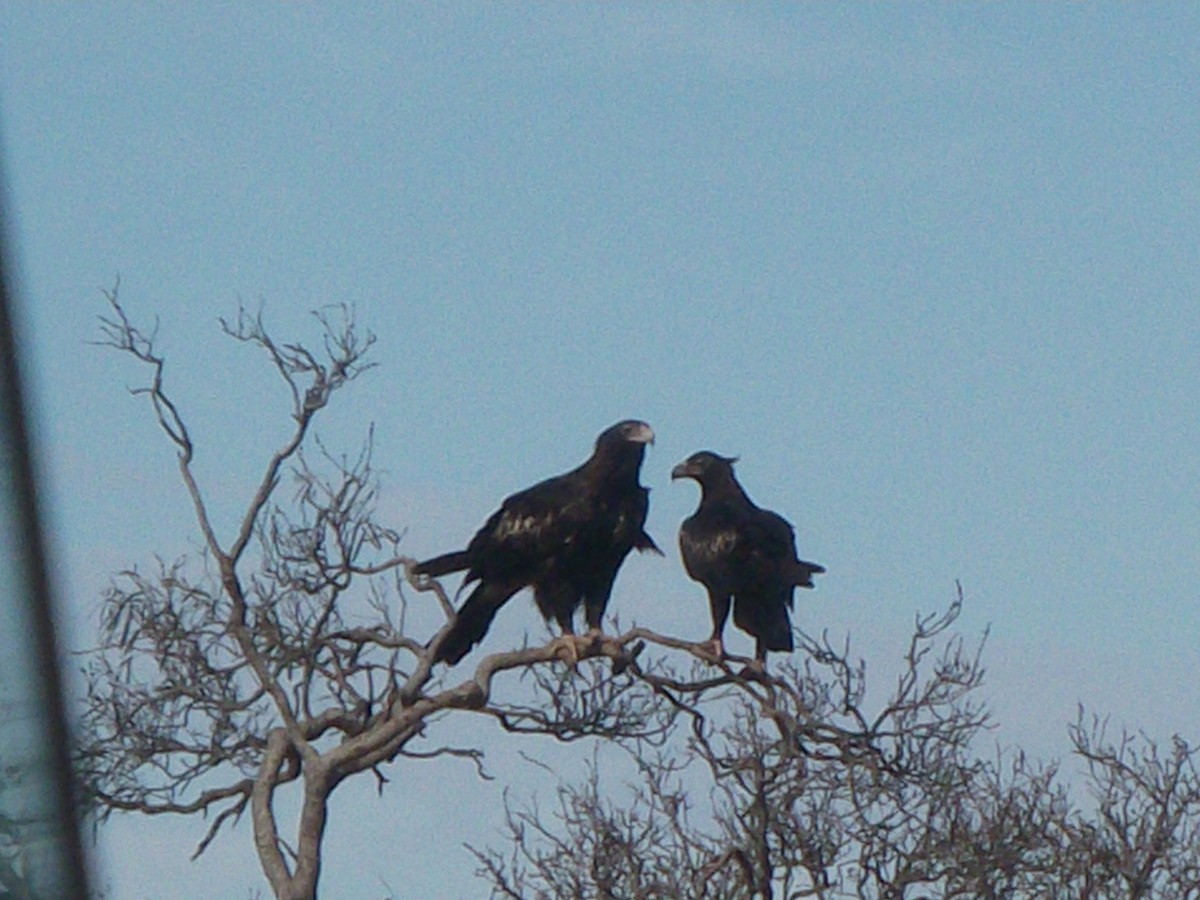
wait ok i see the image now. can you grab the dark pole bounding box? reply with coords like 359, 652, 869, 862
0, 149, 91, 894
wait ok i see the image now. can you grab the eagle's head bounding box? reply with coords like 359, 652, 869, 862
596, 419, 655, 450
671, 450, 737, 484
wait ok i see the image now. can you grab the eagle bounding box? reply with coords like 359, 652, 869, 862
672, 451, 824, 668
415, 420, 660, 665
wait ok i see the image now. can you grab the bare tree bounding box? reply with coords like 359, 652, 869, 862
1062, 712, 1200, 898
477, 596, 1200, 899
77, 292, 1200, 899
76, 291, 681, 899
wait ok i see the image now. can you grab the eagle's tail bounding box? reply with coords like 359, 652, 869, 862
431, 581, 517, 665
413, 549, 472, 579
733, 589, 794, 654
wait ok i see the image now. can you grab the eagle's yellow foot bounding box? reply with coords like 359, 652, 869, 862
737, 659, 767, 681
549, 633, 583, 669
699, 638, 725, 663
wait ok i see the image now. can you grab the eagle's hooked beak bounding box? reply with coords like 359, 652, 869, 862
629, 422, 655, 445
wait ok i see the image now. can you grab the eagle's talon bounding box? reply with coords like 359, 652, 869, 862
737, 660, 768, 682
549, 634, 582, 669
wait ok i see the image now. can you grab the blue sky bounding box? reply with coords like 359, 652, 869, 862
3, 4, 1200, 896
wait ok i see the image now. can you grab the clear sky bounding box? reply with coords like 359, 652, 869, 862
2, 4, 1199, 897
